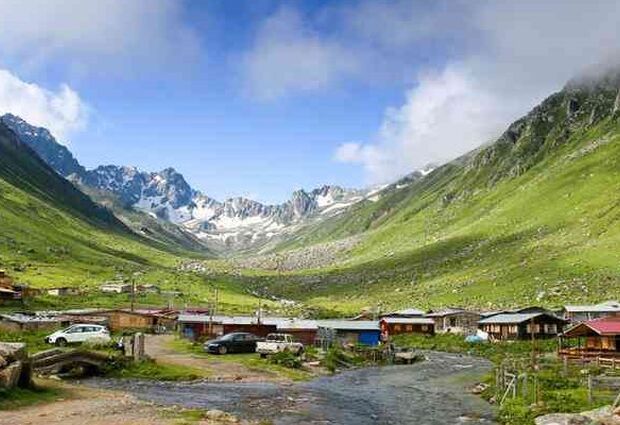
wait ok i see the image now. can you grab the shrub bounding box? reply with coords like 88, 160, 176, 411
267, 351, 302, 369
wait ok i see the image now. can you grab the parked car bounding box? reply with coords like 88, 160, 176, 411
45, 324, 111, 346
256, 333, 304, 358
203, 332, 262, 355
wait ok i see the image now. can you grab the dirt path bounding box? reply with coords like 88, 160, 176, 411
145, 334, 283, 382
0, 384, 183, 425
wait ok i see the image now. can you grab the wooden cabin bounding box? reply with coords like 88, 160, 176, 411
380, 308, 426, 319
560, 317, 620, 359
478, 312, 567, 341
379, 317, 435, 336
426, 308, 481, 335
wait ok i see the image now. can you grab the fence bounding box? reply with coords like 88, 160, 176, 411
495, 355, 620, 408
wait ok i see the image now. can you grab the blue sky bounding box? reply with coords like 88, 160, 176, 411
0, 1, 617, 203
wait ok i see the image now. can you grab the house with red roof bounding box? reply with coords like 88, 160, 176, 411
560, 316, 620, 359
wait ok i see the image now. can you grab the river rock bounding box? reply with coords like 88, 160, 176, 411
205, 409, 238, 422
0, 360, 23, 389
0, 342, 27, 362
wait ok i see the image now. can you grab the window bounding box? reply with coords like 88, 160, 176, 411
406, 325, 413, 331
394, 324, 402, 331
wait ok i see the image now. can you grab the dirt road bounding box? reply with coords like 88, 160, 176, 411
0, 384, 183, 425
145, 334, 283, 382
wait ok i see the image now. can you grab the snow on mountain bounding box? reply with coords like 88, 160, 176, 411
3, 113, 383, 250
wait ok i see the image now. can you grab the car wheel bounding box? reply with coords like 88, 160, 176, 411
55, 338, 67, 347
297, 347, 304, 356
218, 345, 228, 355
260, 353, 267, 359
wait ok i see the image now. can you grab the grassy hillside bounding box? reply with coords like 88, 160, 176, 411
230, 71, 620, 314
0, 122, 264, 313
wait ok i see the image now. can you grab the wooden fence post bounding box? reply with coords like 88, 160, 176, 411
587, 374, 593, 405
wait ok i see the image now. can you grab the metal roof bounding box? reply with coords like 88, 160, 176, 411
316, 320, 380, 331
381, 317, 435, 325
425, 308, 479, 317
563, 301, 620, 313
478, 312, 565, 325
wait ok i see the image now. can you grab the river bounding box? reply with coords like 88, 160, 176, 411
86, 352, 497, 424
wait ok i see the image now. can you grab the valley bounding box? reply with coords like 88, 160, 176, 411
1, 70, 619, 315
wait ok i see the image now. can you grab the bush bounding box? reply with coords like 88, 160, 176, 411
267, 351, 302, 369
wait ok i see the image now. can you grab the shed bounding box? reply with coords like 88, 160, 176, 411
426, 308, 481, 334
380, 317, 435, 336
90, 309, 176, 332
561, 301, 620, 322
46, 287, 81, 297
100, 283, 131, 294
317, 320, 381, 346
478, 312, 568, 341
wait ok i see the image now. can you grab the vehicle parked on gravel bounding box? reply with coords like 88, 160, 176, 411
45, 324, 111, 346
203, 332, 262, 355
256, 333, 304, 358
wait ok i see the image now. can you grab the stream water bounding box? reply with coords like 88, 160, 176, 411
85, 352, 497, 424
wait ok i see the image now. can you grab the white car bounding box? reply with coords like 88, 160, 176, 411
45, 324, 111, 346
256, 333, 304, 358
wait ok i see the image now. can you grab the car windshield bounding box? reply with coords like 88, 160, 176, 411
267, 334, 286, 342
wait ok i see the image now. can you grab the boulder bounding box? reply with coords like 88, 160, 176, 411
0, 360, 22, 389
0, 354, 7, 369
0, 342, 27, 363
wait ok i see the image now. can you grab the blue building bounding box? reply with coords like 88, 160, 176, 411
317, 320, 381, 346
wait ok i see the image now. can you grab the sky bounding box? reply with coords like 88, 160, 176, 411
0, 0, 618, 203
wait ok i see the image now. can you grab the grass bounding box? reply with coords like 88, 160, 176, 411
0, 384, 68, 410
168, 337, 314, 381
105, 358, 211, 381
222, 117, 620, 314
0, 329, 52, 354
393, 333, 558, 364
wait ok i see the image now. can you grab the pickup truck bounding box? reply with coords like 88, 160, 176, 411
256, 333, 304, 358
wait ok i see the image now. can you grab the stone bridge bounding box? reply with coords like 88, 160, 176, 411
31, 348, 110, 375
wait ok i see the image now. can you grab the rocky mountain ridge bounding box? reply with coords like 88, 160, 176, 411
0, 113, 376, 251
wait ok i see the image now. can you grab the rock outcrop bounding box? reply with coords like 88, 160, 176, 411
0, 342, 32, 389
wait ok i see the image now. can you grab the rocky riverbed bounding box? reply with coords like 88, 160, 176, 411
85, 351, 497, 424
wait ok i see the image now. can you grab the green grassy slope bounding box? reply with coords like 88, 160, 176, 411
238, 72, 620, 314
0, 122, 263, 312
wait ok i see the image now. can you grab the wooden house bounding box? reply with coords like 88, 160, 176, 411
100, 283, 131, 294
379, 317, 435, 336
177, 314, 277, 340
559, 317, 620, 359
79, 309, 177, 332
561, 301, 620, 322
425, 308, 481, 334
478, 312, 567, 341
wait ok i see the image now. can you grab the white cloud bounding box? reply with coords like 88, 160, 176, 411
242, 7, 359, 100
0, 0, 200, 76
335, 66, 509, 182
335, 0, 620, 183
0, 69, 87, 142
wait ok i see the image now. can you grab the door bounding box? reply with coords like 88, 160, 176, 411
66, 325, 86, 342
